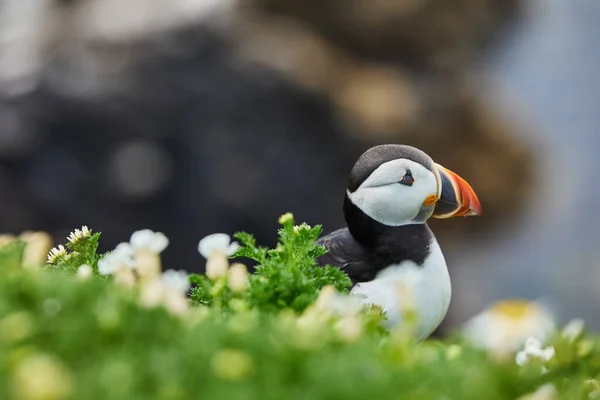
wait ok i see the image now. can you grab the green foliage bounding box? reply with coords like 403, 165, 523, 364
0, 218, 599, 399
190, 215, 352, 314
64, 233, 103, 273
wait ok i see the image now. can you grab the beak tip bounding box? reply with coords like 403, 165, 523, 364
467, 207, 482, 217
467, 196, 483, 217
463, 192, 482, 217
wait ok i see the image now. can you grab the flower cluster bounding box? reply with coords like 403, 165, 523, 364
98, 229, 169, 277
97, 229, 190, 316
47, 245, 68, 264
198, 233, 249, 293
46, 225, 103, 272
67, 226, 91, 245
48, 225, 95, 263
515, 337, 555, 366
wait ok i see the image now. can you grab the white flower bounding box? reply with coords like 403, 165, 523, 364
113, 242, 136, 259
515, 337, 555, 366
77, 264, 93, 280
162, 270, 191, 293
98, 243, 135, 275
130, 229, 169, 254
227, 264, 249, 292
562, 318, 585, 342
67, 226, 91, 244
462, 299, 556, 358
198, 233, 239, 259
97, 229, 168, 280
47, 245, 67, 263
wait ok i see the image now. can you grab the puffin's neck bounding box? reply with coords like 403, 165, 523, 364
343, 194, 433, 265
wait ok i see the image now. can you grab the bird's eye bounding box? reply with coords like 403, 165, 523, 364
399, 170, 414, 186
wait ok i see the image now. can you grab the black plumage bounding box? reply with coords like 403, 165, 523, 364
316, 194, 433, 285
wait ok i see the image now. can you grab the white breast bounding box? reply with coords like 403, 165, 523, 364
349, 238, 451, 340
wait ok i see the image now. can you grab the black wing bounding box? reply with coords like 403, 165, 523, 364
315, 228, 376, 285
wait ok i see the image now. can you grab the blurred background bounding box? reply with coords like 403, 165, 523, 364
0, 0, 598, 332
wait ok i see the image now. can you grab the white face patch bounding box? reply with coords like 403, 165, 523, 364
347, 159, 438, 226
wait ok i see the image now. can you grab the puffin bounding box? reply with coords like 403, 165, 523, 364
316, 144, 482, 339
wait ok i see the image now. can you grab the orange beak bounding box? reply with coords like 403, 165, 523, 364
431, 163, 482, 218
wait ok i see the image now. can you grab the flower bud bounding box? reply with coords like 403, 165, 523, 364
278, 212, 293, 225
206, 253, 229, 280
227, 263, 249, 292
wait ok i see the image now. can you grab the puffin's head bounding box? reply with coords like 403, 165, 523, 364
346, 144, 482, 226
